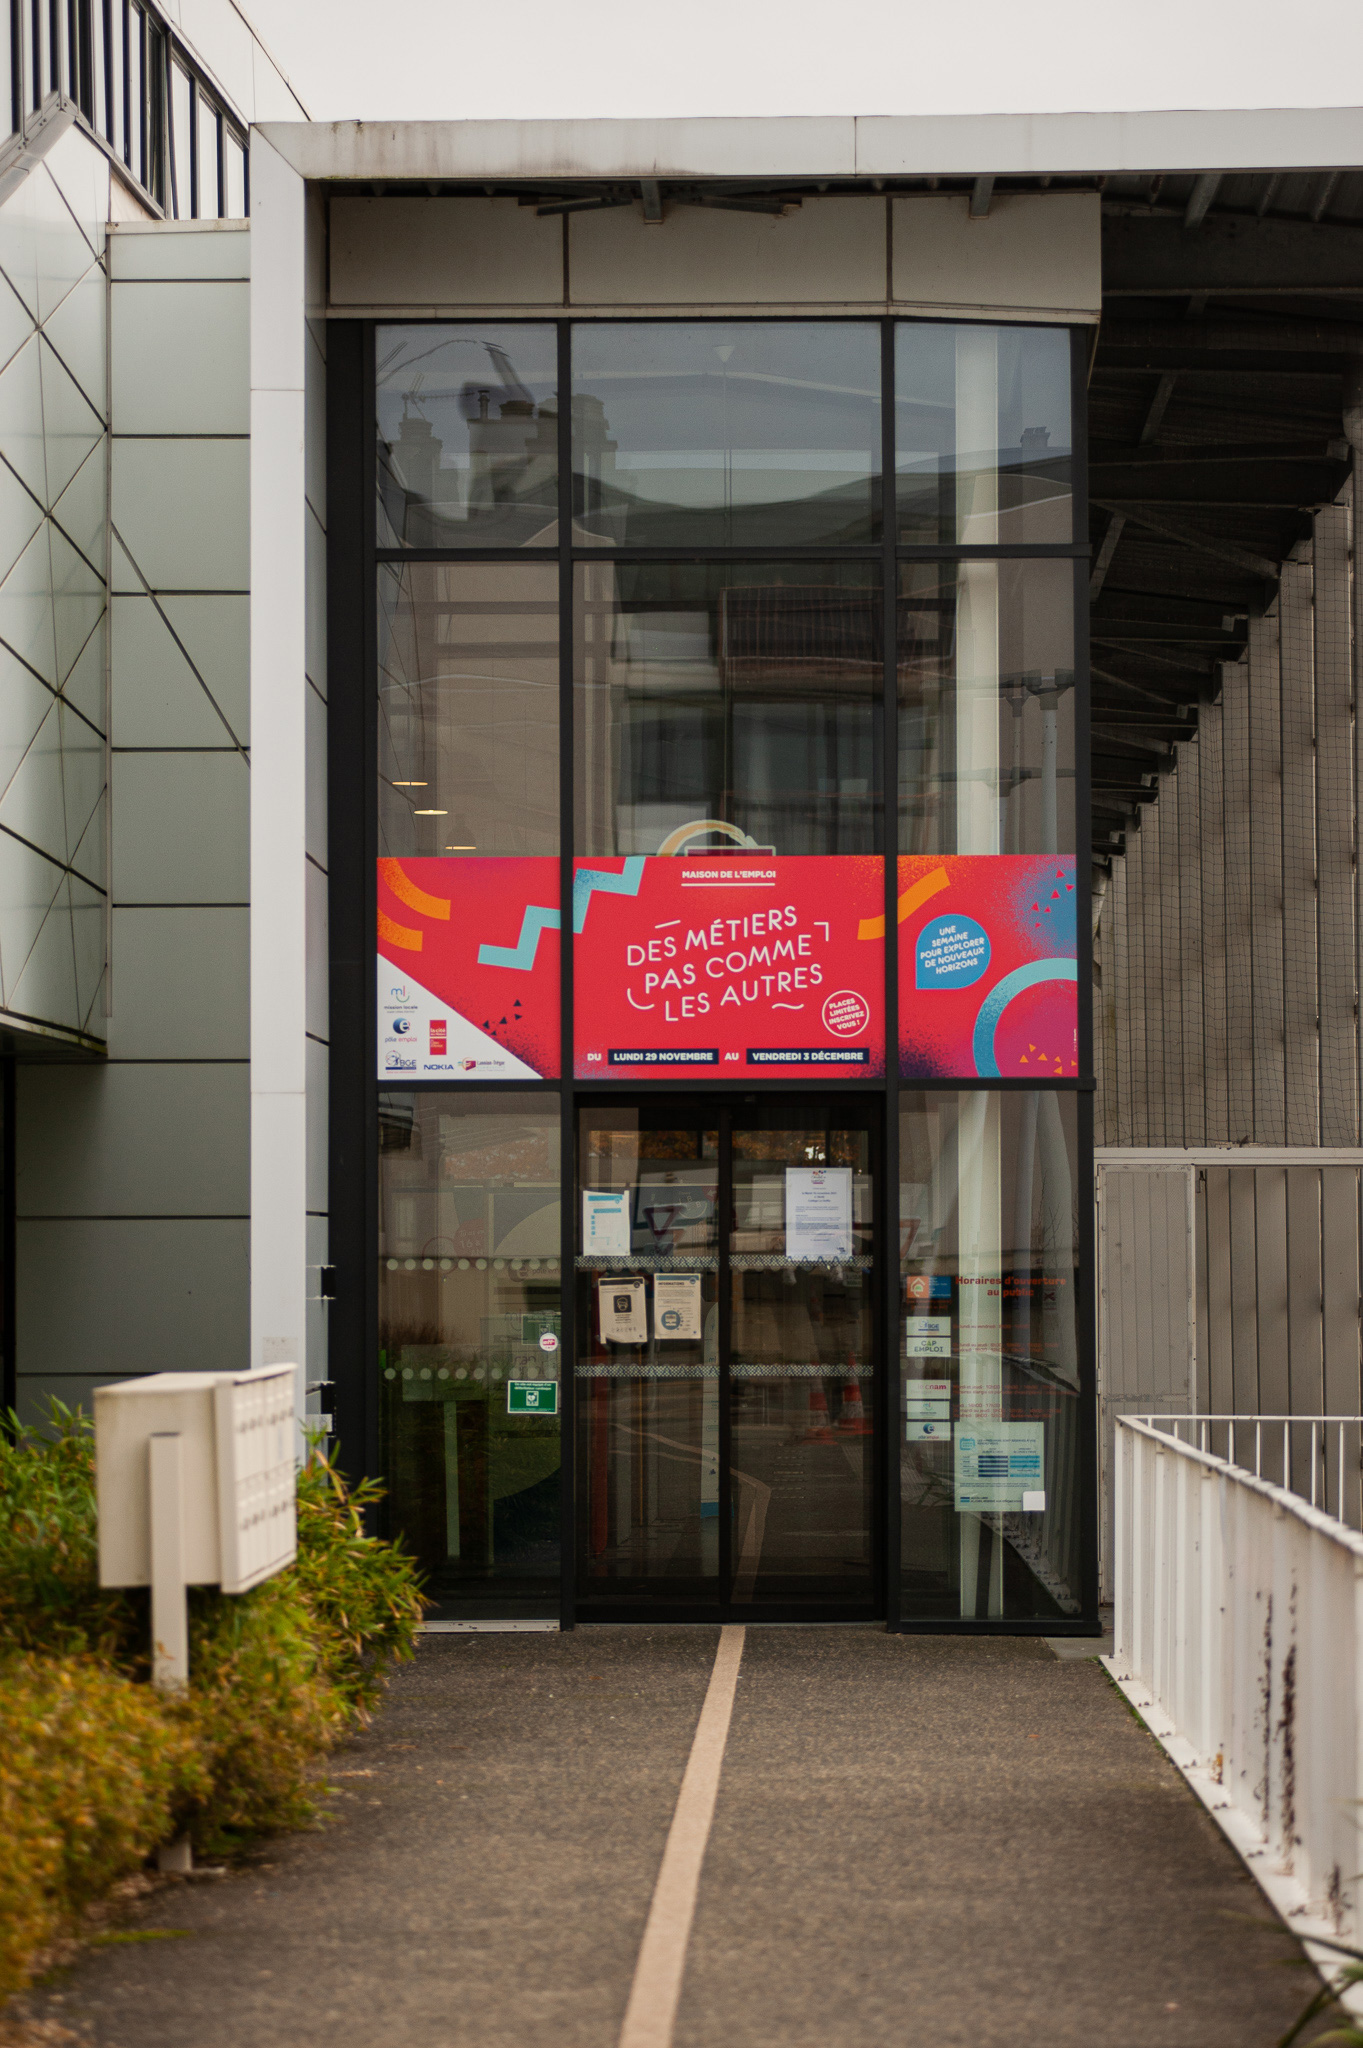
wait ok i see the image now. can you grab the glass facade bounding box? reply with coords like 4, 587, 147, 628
572, 322, 881, 548
575, 559, 881, 858
378, 1092, 563, 1614
359, 314, 1091, 1627
899, 1090, 1082, 1619
378, 325, 559, 548
894, 323, 1074, 545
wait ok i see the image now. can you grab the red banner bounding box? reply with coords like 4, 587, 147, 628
376, 857, 560, 1080
573, 855, 885, 1077
897, 855, 1078, 1080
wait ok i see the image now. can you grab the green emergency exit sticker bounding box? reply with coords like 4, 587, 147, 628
507, 1380, 559, 1416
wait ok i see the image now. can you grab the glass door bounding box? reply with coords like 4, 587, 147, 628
575, 1096, 880, 1616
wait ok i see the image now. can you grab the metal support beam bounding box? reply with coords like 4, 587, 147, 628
1183, 173, 1221, 229
969, 175, 993, 218
640, 178, 663, 223
1091, 512, 1126, 599
1091, 500, 1280, 582
1139, 372, 1177, 444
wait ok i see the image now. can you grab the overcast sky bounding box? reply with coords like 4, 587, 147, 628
241, 0, 1363, 125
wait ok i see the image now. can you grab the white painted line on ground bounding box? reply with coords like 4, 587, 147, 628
619, 1624, 746, 2048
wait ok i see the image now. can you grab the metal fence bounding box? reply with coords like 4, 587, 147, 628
1136, 1412, 1363, 1529
1110, 1414, 1363, 1982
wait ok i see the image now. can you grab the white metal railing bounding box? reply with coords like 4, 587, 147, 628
1136, 1414, 1363, 1531
1110, 1415, 1363, 1967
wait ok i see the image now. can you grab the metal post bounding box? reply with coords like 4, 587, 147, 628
1152, 1448, 1167, 1706
1113, 1417, 1127, 1667
149, 1432, 188, 1690
149, 1430, 193, 1873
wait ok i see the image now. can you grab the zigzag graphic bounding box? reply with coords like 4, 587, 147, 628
477, 904, 561, 972
572, 857, 647, 933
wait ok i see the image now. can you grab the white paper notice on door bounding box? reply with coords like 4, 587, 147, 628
583, 1188, 631, 1255
654, 1272, 703, 1341
599, 1277, 648, 1345
784, 1167, 853, 1261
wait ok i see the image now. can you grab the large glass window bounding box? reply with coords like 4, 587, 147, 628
377, 325, 559, 548
895, 323, 1074, 546
575, 560, 881, 857
379, 562, 559, 858
898, 558, 1076, 857
572, 322, 881, 549
379, 1092, 562, 1617
899, 1090, 1082, 1620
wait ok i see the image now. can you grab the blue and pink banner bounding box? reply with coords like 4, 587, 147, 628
897, 856, 1078, 1080
373, 852, 1078, 1084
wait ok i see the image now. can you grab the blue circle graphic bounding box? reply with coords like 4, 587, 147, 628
970, 959, 1079, 1077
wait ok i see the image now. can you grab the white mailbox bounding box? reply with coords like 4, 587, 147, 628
95, 1365, 299, 1691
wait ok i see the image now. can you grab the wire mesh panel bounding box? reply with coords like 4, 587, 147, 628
1199, 698, 1229, 1143
1249, 609, 1286, 1144
1097, 1164, 1194, 1599
1110, 855, 1132, 1145
1177, 747, 1204, 1144
1221, 664, 1256, 1142
1314, 506, 1357, 1147
1279, 563, 1319, 1147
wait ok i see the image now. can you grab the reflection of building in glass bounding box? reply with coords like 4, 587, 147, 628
377, 333, 561, 546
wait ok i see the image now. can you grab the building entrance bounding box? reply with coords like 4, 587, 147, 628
576, 1096, 880, 1618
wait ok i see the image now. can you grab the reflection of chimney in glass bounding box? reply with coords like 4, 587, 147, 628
397, 404, 443, 542
571, 394, 618, 520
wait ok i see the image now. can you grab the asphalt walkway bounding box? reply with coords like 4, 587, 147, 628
20, 1628, 1327, 2048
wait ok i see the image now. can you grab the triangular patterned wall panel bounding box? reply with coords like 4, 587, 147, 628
0, 131, 110, 1041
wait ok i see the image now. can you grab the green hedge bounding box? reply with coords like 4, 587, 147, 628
0, 1403, 425, 1998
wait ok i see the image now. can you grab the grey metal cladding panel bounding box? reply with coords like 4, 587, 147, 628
1140, 809, 1165, 1144
16, 1217, 248, 1379
1253, 1167, 1291, 1431
111, 752, 247, 903
1284, 1168, 1324, 1447
1199, 699, 1229, 1145
1126, 836, 1148, 1145
1110, 858, 1131, 1146
1278, 564, 1319, 1147
1194, 1169, 1210, 1415
15, 1062, 247, 1215
110, 279, 249, 436
1320, 1168, 1361, 1521
1177, 751, 1205, 1145
1222, 669, 1255, 1142
1314, 507, 1357, 1146
15, 1374, 132, 1423
1227, 1166, 1260, 1413
1157, 791, 1183, 1147
106, 906, 247, 1060
1248, 616, 1285, 1144
1202, 1168, 1235, 1414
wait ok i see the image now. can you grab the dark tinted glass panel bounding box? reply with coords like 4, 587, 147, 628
896, 323, 1073, 545
380, 1092, 562, 1618
377, 325, 559, 547
898, 558, 1076, 856
899, 1090, 1081, 1620
576, 560, 880, 856
577, 1105, 721, 1602
729, 1105, 876, 1605
572, 322, 880, 547
378, 561, 559, 857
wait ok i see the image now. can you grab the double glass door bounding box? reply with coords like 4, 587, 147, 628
576, 1097, 880, 1615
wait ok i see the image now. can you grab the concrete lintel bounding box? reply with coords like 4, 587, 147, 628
259, 106, 1363, 185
